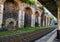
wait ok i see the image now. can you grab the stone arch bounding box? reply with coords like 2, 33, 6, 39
6, 18, 16, 26
24, 7, 33, 27
35, 11, 40, 27
35, 11, 40, 17
3, 0, 19, 28
2, 0, 18, 4
24, 6, 33, 14
4, 0, 19, 8
6, 18, 16, 30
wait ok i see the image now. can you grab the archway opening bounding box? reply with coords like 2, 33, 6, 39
24, 7, 32, 27
6, 18, 16, 30
3, 0, 19, 29
35, 11, 40, 27
7, 21, 14, 30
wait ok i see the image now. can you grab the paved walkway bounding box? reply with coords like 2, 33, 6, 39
34, 29, 57, 42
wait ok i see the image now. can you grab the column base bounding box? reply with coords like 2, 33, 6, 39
57, 30, 60, 39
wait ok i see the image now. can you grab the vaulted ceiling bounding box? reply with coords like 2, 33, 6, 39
38, 0, 57, 18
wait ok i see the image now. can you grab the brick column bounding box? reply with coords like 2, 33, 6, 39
0, 3, 4, 28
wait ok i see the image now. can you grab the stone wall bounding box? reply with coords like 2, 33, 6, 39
0, 0, 51, 29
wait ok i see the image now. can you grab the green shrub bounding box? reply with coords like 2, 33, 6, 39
38, 6, 44, 10
21, 0, 35, 5
0, 26, 56, 36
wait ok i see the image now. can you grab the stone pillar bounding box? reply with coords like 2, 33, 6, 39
31, 14, 35, 27
21, 11, 25, 27
57, 8, 60, 39
47, 17, 50, 26
50, 19, 51, 26
48, 18, 50, 26
57, 3, 60, 39
0, 3, 4, 28
43, 20, 45, 26
18, 10, 21, 28
57, 0, 60, 39
18, 10, 25, 28
50, 18, 54, 26
45, 14, 48, 26
18, 10, 24, 28
46, 17, 48, 26
47, 18, 48, 26
38, 16, 41, 26
49, 18, 50, 26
